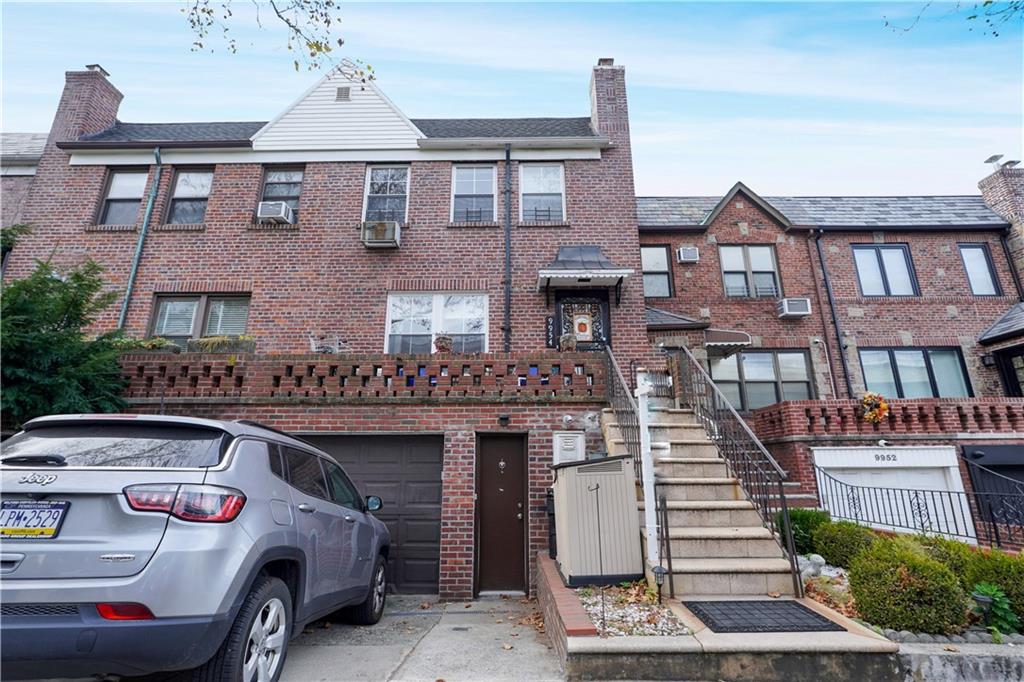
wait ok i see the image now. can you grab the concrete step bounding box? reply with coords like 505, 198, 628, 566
656, 477, 744, 501
654, 457, 727, 478
649, 423, 708, 442
609, 439, 719, 459
639, 500, 765, 528
665, 558, 797, 596
663, 526, 787, 559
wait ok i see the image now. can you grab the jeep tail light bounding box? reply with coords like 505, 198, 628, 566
124, 484, 246, 523
97, 602, 154, 620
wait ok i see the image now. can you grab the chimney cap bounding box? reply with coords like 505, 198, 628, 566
85, 64, 110, 77
597, 58, 614, 66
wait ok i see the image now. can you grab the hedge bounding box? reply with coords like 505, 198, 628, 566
780, 508, 831, 555
812, 521, 876, 568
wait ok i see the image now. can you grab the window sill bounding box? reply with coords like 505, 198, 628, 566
515, 220, 571, 228
448, 221, 500, 229
154, 223, 206, 232
85, 223, 137, 232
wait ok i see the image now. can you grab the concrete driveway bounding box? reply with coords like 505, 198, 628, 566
281, 595, 564, 682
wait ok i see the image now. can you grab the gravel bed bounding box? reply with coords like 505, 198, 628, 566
577, 591, 690, 637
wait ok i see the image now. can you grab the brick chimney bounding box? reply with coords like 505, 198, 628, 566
590, 57, 630, 145
979, 165, 1024, 276
45, 64, 123, 146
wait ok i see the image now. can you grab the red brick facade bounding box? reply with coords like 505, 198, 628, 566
1, 175, 34, 228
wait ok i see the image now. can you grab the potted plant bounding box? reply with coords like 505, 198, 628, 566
558, 333, 578, 352
116, 336, 181, 354
186, 335, 257, 354
434, 334, 454, 353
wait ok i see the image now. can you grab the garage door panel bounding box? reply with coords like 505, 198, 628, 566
303, 435, 443, 594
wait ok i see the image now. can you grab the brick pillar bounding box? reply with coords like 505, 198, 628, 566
979, 167, 1024, 278
439, 430, 476, 599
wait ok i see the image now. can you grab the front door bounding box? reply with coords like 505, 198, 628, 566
476, 434, 527, 593
996, 345, 1024, 397
556, 291, 611, 350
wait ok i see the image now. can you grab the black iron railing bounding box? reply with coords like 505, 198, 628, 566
606, 347, 642, 482
816, 461, 1024, 548
628, 358, 674, 399
671, 347, 803, 596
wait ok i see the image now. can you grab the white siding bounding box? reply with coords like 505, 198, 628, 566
252, 75, 423, 151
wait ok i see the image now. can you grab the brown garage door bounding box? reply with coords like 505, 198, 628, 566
303, 435, 443, 594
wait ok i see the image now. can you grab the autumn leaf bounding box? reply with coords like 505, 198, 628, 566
502, 644, 514, 650
419, 601, 432, 610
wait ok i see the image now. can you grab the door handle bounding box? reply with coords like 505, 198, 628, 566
297, 503, 316, 513
344, 515, 356, 523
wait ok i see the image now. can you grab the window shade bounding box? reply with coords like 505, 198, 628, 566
204, 298, 250, 336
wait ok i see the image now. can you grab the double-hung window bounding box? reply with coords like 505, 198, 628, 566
720, 245, 779, 298
166, 169, 214, 224
452, 166, 495, 222
641, 246, 673, 298
859, 347, 971, 398
709, 351, 813, 411
364, 166, 409, 222
852, 245, 917, 296
261, 167, 303, 216
99, 170, 147, 225
150, 294, 250, 347
959, 244, 1001, 296
520, 164, 565, 221
386, 293, 487, 353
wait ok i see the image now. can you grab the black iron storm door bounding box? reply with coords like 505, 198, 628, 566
555, 291, 611, 350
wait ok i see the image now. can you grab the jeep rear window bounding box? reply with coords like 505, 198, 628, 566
1, 424, 231, 468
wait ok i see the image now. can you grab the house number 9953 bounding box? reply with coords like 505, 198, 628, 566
874, 453, 898, 463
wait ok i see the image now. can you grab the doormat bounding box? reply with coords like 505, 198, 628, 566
682, 600, 846, 633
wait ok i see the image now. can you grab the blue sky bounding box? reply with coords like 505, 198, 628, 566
2, 1, 1021, 195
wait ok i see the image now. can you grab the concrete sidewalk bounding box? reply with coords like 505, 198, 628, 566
281, 595, 564, 682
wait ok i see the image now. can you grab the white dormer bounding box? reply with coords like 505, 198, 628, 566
251, 66, 424, 151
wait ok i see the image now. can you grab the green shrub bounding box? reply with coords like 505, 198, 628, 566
778, 508, 831, 555
971, 582, 1021, 635
812, 521, 876, 568
849, 537, 969, 634
916, 535, 975, 583
965, 548, 1024, 623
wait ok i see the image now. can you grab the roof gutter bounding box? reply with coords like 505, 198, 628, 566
117, 147, 162, 329
814, 229, 854, 398
418, 136, 611, 150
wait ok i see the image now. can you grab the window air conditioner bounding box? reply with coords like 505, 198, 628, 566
256, 201, 295, 224
361, 220, 401, 248
777, 297, 812, 319
676, 246, 700, 263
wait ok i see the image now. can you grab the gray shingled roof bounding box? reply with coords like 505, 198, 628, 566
1, 133, 48, 162
980, 302, 1024, 344
75, 121, 266, 145
645, 306, 707, 330
637, 196, 1008, 229
411, 117, 596, 139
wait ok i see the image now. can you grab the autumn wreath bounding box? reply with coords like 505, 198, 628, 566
861, 392, 890, 424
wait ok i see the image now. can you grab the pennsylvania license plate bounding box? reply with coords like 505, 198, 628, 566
0, 500, 70, 539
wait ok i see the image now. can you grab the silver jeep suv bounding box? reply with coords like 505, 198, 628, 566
1, 414, 391, 681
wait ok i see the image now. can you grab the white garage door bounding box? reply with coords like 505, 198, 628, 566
813, 446, 977, 542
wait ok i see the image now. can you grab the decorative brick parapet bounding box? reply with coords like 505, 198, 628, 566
751, 398, 1024, 442
120, 351, 607, 404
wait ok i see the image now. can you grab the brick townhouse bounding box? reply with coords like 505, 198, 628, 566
4, 59, 1024, 590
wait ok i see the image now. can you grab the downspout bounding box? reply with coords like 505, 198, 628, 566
117, 147, 162, 329
814, 229, 854, 398
503, 143, 512, 352
1000, 229, 1024, 301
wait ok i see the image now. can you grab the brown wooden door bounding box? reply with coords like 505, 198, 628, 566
477, 434, 527, 593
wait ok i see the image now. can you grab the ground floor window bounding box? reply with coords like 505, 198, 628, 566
150, 294, 250, 347
386, 293, 487, 353
709, 350, 812, 411
858, 347, 971, 398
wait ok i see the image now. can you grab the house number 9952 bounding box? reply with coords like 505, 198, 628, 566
874, 454, 898, 463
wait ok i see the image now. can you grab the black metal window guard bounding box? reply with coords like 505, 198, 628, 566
816, 459, 1024, 549
523, 207, 561, 222
453, 207, 492, 223
671, 346, 803, 597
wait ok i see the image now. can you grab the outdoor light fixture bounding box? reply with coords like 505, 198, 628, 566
981, 354, 997, 368
972, 591, 994, 627
498, 414, 510, 427
651, 565, 668, 604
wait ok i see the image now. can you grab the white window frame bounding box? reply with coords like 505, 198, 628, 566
362, 165, 410, 223
383, 292, 489, 353
450, 165, 498, 222
518, 163, 566, 222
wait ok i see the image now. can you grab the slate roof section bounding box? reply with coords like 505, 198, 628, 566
645, 306, 707, 330
543, 245, 625, 271
979, 302, 1024, 345
411, 117, 597, 139
637, 195, 1009, 230
1, 133, 48, 162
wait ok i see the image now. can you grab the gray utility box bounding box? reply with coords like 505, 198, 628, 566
551, 455, 643, 586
